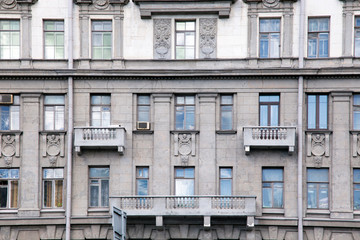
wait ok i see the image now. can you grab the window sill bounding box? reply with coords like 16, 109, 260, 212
87, 208, 110, 216
216, 130, 237, 134
305, 129, 332, 134
262, 208, 285, 214
40, 130, 67, 134
40, 208, 65, 213
306, 209, 330, 215
170, 130, 200, 134
0, 209, 18, 214
133, 130, 154, 134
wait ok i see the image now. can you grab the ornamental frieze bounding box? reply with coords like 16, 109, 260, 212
199, 18, 217, 59
154, 19, 171, 60
306, 132, 331, 167
0, 132, 21, 167
41, 132, 65, 166
173, 132, 197, 166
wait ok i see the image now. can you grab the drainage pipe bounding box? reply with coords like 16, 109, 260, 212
297, 0, 306, 239
65, 0, 74, 238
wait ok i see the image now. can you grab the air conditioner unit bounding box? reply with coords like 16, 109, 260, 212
0, 94, 13, 104
137, 121, 150, 130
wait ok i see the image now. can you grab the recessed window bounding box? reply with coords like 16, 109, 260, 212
0, 168, 19, 208
354, 169, 360, 210
259, 95, 279, 126
220, 95, 233, 130
0, 20, 20, 59
43, 168, 63, 208
44, 95, 65, 131
137, 95, 150, 122
308, 18, 329, 58
355, 17, 360, 57
307, 168, 329, 209
354, 95, 360, 130
262, 168, 283, 208
44, 20, 64, 59
91, 95, 110, 127
259, 18, 280, 58
220, 168, 232, 196
92, 21, 112, 59
175, 96, 195, 130
0, 95, 19, 130
136, 167, 149, 196
175, 21, 195, 59
89, 167, 109, 207
307, 94, 328, 130
175, 167, 194, 196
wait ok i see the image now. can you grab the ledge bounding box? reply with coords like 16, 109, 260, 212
133, 0, 235, 19
216, 130, 237, 134
170, 130, 200, 134
262, 208, 285, 215
133, 130, 154, 134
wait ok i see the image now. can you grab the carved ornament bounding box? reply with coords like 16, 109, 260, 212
306, 132, 331, 167
262, 0, 280, 8
173, 132, 196, 166
41, 132, 65, 166
0, 0, 17, 9
154, 19, 171, 60
199, 18, 217, 59
0, 133, 21, 167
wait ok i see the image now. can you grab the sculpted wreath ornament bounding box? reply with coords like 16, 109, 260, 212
262, 0, 280, 8
93, 0, 109, 9
0, 0, 17, 9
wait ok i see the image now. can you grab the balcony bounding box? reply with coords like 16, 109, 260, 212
110, 195, 256, 227
243, 126, 296, 154
74, 126, 126, 154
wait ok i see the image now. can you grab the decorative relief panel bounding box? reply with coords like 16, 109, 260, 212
306, 132, 331, 167
0, 132, 21, 167
173, 132, 196, 166
352, 132, 360, 157
154, 19, 171, 60
199, 18, 217, 59
262, 0, 280, 8
41, 132, 65, 166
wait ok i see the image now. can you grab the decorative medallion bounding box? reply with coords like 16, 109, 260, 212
199, 18, 217, 59
154, 19, 171, 59
2, 135, 16, 157
314, 156, 323, 168
0, 0, 17, 9
262, 0, 280, 8
41, 133, 65, 166
311, 134, 325, 156
46, 135, 61, 156
174, 132, 196, 166
93, 0, 109, 9
4, 156, 13, 167
49, 156, 58, 166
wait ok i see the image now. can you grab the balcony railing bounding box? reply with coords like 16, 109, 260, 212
74, 126, 126, 154
110, 195, 256, 217
243, 126, 296, 154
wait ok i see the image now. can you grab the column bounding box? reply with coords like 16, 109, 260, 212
20, 4, 32, 68
248, 12, 258, 59
343, 11, 353, 57
18, 94, 41, 217
282, 12, 293, 58
79, 14, 90, 69
330, 92, 352, 219
198, 94, 217, 195
152, 94, 172, 195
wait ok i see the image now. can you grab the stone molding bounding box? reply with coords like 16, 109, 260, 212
40, 132, 66, 166
154, 19, 171, 60
133, 0, 234, 19
0, 0, 37, 10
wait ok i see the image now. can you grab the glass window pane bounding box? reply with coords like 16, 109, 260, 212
0, 182, 7, 207
270, 105, 279, 126
184, 168, 194, 178
55, 180, 63, 207
0, 169, 8, 179
260, 105, 268, 126
176, 47, 185, 59
43, 180, 53, 207
175, 107, 185, 130
176, 33, 184, 45
186, 21, 195, 31
308, 95, 316, 129
175, 168, 184, 177
138, 95, 150, 105
54, 169, 63, 178
10, 180, 18, 208
185, 96, 194, 104
307, 184, 317, 208
9, 169, 19, 179
262, 187, 272, 208
263, 169, 283, 181
260, 38, 269, 58
354, 189, 360, 210
221, 109, 232, 130
185, 32, 194, 46
176, 22, 185, 31
307, 168, 328, 182
355, 169, 360, 183
175, 179, 194, 196
221, 95, 232, 104
90, 185, 99, 207
220, 168, 232, 178
137, 179, 148, 195
90, 168, 109, 178
273, 183, 283, 208
43, 168, 54, 179
319, 186, 328, 208
220, 179, 232, 196
45, 96, 65, 105
10, 106, 19, 130
319, 95, 328, 129
91, 95, 101, 105
101, 179, 109, 207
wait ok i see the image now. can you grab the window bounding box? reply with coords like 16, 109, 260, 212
43, 168, 63, 208
354, 169, 360, 210
175, 96, 195, 130
355, 17, 360, 57
92, 21, 112, 59
175, 167, 194, 196
136, 167, 149, 195
259, 18, 280, 58
220, 95, 233, 130
0, 20, 20, 59
0, 95, 19, 130
0, 169, 19, 208
137, 95, 150, 122
175, 21, 195, 59
89, 167, 109, 207
307, 94, 328, 129
91, 95, 110, 127
259, 95, 279, 126
308, 18, 329, 58
307, 168, 329, 209
44, 20, 64, 59
354, 95, 360, 130
44, 95, 65, 131
220, 168, 232, 196
262, 168, 283, 208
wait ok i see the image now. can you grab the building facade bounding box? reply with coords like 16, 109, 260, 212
0, 0, 360, 239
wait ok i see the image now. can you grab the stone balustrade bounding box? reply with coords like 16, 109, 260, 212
74, 126, 126, 154
243, 126, 296, 154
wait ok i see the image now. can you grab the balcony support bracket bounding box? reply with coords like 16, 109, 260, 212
156, 216, 163, 228
204, 216, 211, 229
246, 216, 254, 228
